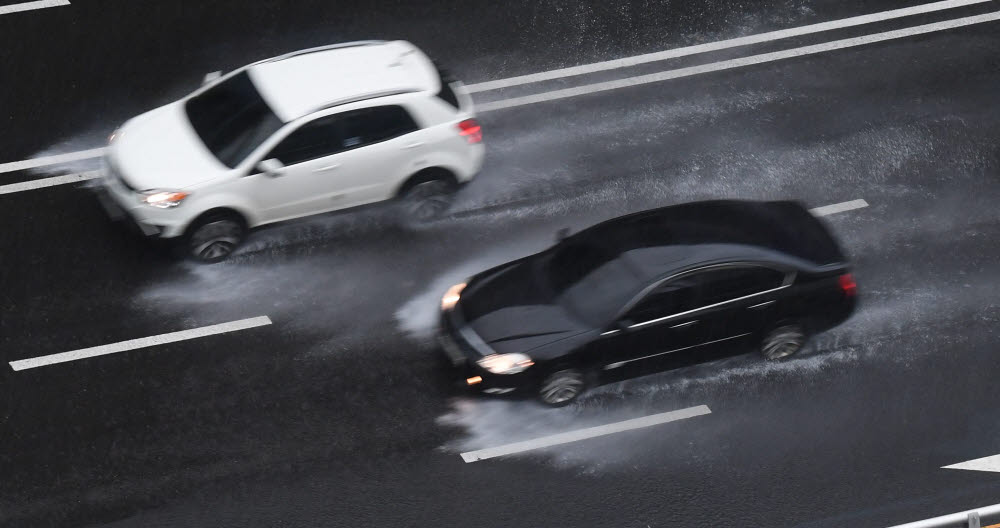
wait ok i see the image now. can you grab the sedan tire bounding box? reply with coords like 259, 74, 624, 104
538, 369, 586, 407
760, 324, 807, 360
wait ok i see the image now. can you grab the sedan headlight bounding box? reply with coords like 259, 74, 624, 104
141, 190, 189, 208
441, 282, 467, 311
477, 353, 534, 374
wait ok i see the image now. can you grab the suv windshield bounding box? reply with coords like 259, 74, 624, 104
543, 243, 643, 327
185, 71, 284, 168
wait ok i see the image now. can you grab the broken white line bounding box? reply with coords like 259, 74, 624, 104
466, 0, 991, 93
460, 405, 712, 463
0, 170, 101, 195
0, 147, 106, 175
9, 316, 273, 371
477, 11, 1000, 113
810, 198, 869, 217
0, 0, 69, 16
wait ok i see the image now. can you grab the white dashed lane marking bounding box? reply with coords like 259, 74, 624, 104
9, 316, 273, 371
460, 405, 712, 463
810, 199, 869, 217
0, 0, 70, 16
0, 171, 101, 195
466, 0, 992, 93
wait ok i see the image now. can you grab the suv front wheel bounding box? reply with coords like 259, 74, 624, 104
186, 212, 246, 263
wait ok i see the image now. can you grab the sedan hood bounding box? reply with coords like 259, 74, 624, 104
110, 101, 228, 190
461, 259, 588, 355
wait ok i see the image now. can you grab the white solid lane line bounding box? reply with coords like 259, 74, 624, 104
466, 0, 991, 93
0, 147, 106, 175
477, 11, 1000, 113
9, 316, 273, 371
810, 199, 869, 217
0, 0, 69, 16
886, 503, 1000, 528
460, 405, 712, 463
0, 170, 101, 195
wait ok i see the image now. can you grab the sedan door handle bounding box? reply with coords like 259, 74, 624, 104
315, 164, 340, 172
401, 142, 425, 150
748, 300, 776, 310
670, 320, 698, 329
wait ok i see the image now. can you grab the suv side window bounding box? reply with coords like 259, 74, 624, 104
624, 277, 700, 323
696, 267, 786, 306
340, 105, 419, 149
266, 115, 344, 166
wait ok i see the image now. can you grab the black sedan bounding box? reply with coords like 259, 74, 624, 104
438, 200, 857, 406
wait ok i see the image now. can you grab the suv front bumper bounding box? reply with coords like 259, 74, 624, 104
96, 171, 187, 238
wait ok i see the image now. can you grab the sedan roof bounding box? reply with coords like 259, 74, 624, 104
565, 200, 848, 277
247, 40, 439, 122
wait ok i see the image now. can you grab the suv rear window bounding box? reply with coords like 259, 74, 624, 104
433, 63, 461, 110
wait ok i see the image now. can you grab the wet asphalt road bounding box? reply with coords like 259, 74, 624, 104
1, 0, 1000, 526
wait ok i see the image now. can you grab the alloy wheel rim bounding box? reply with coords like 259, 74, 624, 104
541, 372, 584, 404
764, 328, 804, 359
407, 181, 452, 221
191, 220, 242, 260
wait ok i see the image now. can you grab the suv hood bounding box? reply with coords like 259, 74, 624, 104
110, 101, 228, 190
460, 259, 588, 355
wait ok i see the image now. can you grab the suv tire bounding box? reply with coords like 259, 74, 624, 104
186, 212, 246, 263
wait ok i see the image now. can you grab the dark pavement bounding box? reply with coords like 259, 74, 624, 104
1, 0, 999, 526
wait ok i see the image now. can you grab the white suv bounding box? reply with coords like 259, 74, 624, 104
99, 40, 484, 262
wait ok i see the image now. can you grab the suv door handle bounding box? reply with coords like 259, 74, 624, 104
748, 300, 775, 310
670, 320, 698, 329
315, 164, 340, 172
402, 142, 425, 150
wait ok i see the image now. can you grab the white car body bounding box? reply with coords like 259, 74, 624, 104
101, 40, 483, 240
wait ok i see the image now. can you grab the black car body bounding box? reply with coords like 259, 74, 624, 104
439, 200, 857, 405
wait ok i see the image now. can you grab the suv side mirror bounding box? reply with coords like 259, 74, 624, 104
556, 227, 571, 241
256, 158, 285, 177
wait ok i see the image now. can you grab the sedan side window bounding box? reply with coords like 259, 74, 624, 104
624, 278, 699, 324
339, 105, 419, 150
266, 115, 344, 166
696, 267, 786, 306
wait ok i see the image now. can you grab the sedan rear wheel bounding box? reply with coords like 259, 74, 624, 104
539, 369, 586, 407
760, 325, 806, 360
187, 215, 245, 263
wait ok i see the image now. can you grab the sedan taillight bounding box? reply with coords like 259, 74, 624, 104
839, 273, 857, 297
458, 119, 482, 143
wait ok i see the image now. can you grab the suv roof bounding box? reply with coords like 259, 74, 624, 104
247, 40, 440, 122
566, 200, 848, 274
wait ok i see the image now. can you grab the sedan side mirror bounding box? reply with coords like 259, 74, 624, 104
614, 319, 633, 332
202, 71, 223, 85
256, 158, 285, 178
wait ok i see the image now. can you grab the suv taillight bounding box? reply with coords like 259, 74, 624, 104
458, 119, 482, 144
839, 273, 857, 297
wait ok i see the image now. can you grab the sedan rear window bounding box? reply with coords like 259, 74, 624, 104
185, 71, 284, 168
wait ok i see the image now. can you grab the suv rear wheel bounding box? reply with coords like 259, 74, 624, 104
401, 178, 456, 223
186, 212, 246, 263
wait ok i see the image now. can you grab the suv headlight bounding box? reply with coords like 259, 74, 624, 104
477, 353, 534, 374
141, 190, 189, 208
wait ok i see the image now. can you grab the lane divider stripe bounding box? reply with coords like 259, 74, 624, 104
9, 316, 273, 371
460, 405, 712, 462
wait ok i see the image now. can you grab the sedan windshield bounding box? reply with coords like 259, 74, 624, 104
543, 243, 643, 327
185, 71, 284, 168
